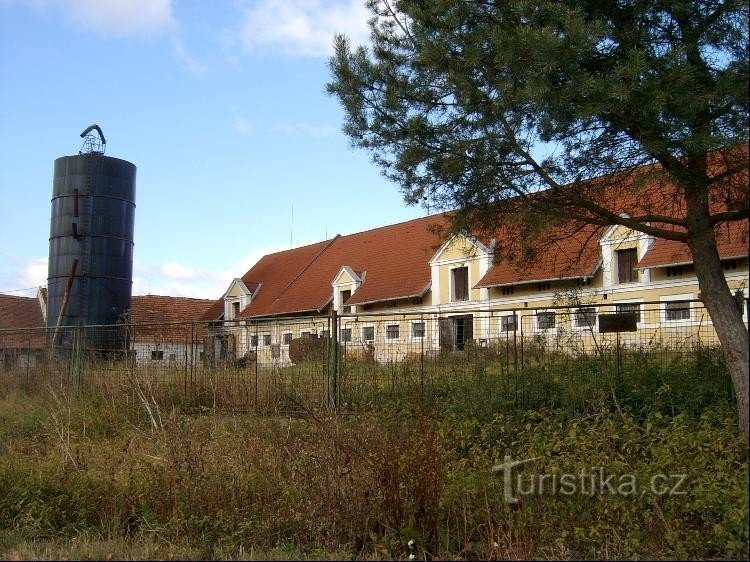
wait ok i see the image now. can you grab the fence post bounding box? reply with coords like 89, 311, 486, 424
329, 310, 339, 412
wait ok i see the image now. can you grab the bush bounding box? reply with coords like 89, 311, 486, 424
288, 334, 326, 364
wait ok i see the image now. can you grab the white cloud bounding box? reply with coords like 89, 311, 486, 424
236, 0, 371, 57
4, 242, 320, 302
65, 0, 175, 37
170, 34, 207, 75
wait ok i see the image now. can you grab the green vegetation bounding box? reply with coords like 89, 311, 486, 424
0, 352, 747, 560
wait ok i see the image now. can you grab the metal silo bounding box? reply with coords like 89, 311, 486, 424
47, 126, 136, 353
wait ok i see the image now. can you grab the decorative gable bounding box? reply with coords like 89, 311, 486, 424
332, 266, 364, 313
599, 219, 654, 288
223, 278, 257, 320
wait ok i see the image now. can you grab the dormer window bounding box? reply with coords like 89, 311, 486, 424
341, 289, 351, 313
232, 301, 240, 318
452, 266, 469, 302
616, 248, 638, 283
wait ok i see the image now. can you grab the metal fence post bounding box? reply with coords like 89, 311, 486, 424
329, 310, 339, 412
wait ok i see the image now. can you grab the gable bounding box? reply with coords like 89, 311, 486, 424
431, 233, 487, 263
333, 266, 360, 286
225, 278, 252, 298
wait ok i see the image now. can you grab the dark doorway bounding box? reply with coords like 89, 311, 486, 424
439, 314, 474, 351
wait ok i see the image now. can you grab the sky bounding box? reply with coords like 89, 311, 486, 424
0, 0, 427, 300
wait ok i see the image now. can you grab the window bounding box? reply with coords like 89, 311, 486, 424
282, 332, 293, 345
536, 311, 556, 330
386, 324, 400, 339
666, 266, 684, 277
574, 307, 596, 329
262, 334, 272, 346
151, 350, 164, 361
341, 289, 351, 313
616, 303, 641, 322
232, 301, 240, 318
362, 326, 375, 341
250, 335, 258, 347
501, 286, 514, 296
301, 331, 311, 338
665, 301, 690, 321
723, 259, 738, 271
320, 329, 330, 339
616, 248, 638, 283
452, 267, 469, 301
168, 353, 177, 362
340, 327, 352, 342
411, 322, 425, 338
537, 282, 551, 292
500, 314, 517, 332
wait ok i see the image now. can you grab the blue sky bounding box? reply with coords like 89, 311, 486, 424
0, 0, 426, 300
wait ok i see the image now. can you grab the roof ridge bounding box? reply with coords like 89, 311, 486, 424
336, 211, 451, 240
269, 234, 342, 308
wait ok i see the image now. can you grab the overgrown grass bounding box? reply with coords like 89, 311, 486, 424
0, 351, 746, 560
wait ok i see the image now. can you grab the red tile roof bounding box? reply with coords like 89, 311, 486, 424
230, 215, 449, 317
129, 295, 216, 342
210, 149, 747, 315
638, 220, 749, 268
476, 223, 604, 288
0, 294, 46, 349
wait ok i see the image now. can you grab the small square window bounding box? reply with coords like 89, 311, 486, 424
500, 315, 516, 332
250, 335, 258, 347
536, 311, 556, 330
151, 350, 164, 361
301, 331, 311, 338
282, 333, 293, 345
616, 303, 641, 322
340, 327, 352, 342
386, 324, 399, 339
411, 322, 425, 338
574, 307, 596, 328
665, 301, 690, 321
362, 326, 374, 341
262, 334, 272, 346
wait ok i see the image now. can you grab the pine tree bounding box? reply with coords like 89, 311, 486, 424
328, 0, 749, 435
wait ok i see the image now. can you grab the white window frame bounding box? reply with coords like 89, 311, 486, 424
450, 265, 470, 303
385, 323, 401, 341
259, 333, 272, 347
410, 320, 426, 340
660, 293, 694, 324
571, 306, 597, 331
361, 324, 375, 343
498, 313, 517, 333
535, 310, 557, 332
613, 299, 644, 326
281, 331, 293, 346
339, 325, 353, 343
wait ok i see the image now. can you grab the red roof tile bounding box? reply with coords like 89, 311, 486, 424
129, 295, 216, 342
235, 215, 449, 316
638, 220, 749, 268
476, 223, 604, 288
0, 294, 46, 349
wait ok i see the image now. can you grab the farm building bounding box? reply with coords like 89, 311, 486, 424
0, 293, 47, 371
203, 167, 749, 366
0, 292, 215, 366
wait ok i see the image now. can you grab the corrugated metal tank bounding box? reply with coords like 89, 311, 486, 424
47, 153, 136, 351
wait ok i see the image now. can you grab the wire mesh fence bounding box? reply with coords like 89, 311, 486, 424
0, 300, 740, 415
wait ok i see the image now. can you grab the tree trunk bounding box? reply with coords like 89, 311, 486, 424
687, 223, 749, 439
